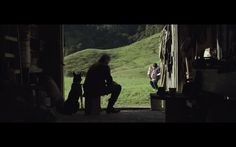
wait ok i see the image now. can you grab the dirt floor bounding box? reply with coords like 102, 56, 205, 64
56, 109, 165, 123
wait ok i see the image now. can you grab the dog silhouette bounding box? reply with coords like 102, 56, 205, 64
64, 72, 83, 114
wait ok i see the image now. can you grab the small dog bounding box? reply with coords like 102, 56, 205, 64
64, 72, 83, 114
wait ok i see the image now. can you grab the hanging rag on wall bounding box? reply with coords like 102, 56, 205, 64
159, 25, 173, 87
165, 25, 173, 77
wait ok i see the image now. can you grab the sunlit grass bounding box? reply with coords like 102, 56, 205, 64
64, 33, 161, 108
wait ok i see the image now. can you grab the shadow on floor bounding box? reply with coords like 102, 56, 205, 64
56, 109, 165, 123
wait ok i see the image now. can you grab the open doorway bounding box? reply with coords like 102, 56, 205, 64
63, 25, 164, 109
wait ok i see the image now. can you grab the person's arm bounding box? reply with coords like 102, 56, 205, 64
105, 65, 113, 86
147, 66, 152, 79
156, 67, 161, 80
157, 67, 161, 76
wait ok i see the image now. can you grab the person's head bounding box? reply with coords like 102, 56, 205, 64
153, 63, 158, 68
98, 54, 111, 65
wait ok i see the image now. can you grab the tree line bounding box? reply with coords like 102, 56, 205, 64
64, 24, 164, 56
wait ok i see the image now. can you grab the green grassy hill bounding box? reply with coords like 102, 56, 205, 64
64, 33, 161, 108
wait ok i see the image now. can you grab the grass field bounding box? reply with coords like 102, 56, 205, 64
64, 33, 161, 108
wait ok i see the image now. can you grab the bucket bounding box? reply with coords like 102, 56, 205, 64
150, 97, 165, 111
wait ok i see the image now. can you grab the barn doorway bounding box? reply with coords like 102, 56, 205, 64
63, 25, 164, 109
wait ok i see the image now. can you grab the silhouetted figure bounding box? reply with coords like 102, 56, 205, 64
83, 54, 121, 114
64, 72, 83, 114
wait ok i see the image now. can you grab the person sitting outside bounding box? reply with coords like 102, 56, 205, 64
83, 54, 122, 114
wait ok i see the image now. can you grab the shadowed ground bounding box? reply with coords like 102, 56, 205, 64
56, 109, 165, 123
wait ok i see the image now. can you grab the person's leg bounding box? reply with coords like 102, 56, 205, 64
150, 81, 155, 89
106, 82, 122, 113
153, 80, 158, 90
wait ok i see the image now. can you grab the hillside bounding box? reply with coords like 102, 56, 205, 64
64, 33, 161, 108
64, 25, 164, 56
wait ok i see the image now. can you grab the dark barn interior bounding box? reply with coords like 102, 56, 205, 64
0, 25, 64, 122
154, 25, 236, 122
1, 24, 236, 122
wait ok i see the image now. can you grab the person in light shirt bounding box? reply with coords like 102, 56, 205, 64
147, 63, 161, 91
